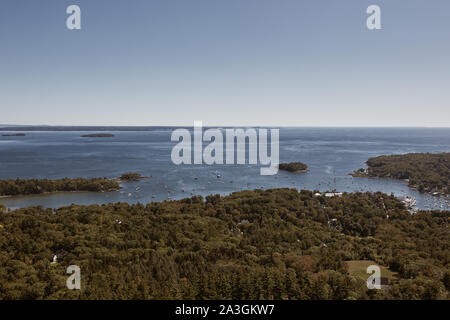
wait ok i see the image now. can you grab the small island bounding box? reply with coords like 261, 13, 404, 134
81, 133, 115, 138
2, 133, 26, 137
352, 152, 449, 195
119, 172, 149, 182
279, 162, 308, 173
0, 177, 120, 197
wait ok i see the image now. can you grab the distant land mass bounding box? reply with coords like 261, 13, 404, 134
81, 133, 115, 138
0, 126, 174, 132
0, 125, 275, 132
2, 133, 25, 137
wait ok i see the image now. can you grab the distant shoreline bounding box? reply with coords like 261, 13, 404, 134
81, 133, 114, 138
2, 126, 450, 132
2, 133, 26, 137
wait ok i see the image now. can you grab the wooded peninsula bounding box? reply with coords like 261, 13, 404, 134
0, 188, 448, 299
0, 178, 120, 197
352, 153, 450, 195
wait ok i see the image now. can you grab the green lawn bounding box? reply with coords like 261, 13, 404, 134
346, 260, 397, 283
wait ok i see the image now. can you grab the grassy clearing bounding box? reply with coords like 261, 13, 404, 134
346, 260, 397, 282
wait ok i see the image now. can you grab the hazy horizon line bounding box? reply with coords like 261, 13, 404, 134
1, 124, 450, 129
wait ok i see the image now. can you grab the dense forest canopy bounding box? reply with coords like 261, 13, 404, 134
352, 153, 450, 194
0, 189, 448, 300
0, 178, 120, 196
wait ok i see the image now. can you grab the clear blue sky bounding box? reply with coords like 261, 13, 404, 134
1, 0, 449, 126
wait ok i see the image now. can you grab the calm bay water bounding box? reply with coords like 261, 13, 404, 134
0, 127, 449, 210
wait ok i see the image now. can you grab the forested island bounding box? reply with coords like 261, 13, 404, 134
0, 188, 448, 300
81, 133, 114, 138
352, 153, 450, 195
279, 162, 308, 173
0, 177, 120, 197
2, 133, 26, 137
119, 172, 148, 182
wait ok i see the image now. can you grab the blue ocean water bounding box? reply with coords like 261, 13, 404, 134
0, 127, 449, 210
